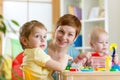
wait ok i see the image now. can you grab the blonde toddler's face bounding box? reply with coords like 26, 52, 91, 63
92, 33, 109, 54
26, 27, 47, 50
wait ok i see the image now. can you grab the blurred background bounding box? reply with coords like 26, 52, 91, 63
0, 0, 120, 79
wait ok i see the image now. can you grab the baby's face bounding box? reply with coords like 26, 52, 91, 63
26, 27, 47, 50
92, 34, 109, 54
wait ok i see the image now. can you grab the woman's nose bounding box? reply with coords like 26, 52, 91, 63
62, 34, 68, 39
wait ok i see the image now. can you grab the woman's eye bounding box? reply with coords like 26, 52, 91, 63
59, 30, 64, 34
68, 34, 73, 36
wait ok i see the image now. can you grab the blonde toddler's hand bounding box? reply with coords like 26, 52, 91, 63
68, 55, 73, 61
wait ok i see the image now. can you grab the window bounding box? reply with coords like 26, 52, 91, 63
3, 0, 52, 57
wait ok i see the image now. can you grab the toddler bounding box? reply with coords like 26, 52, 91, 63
20, 20, 71, 80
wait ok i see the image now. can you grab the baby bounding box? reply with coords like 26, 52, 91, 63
73, 27, 119, 68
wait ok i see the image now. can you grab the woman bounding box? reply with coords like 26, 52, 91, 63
46, 14, 81, 62
45, 14, 82, 79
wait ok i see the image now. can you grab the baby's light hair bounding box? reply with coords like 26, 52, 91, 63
89, 27, 108, 44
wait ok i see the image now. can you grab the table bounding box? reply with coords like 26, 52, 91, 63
60, 71, 120, 80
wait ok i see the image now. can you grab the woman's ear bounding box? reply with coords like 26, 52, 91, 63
20, 37, 28, 47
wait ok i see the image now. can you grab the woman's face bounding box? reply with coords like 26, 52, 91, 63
54, 25, 76, 48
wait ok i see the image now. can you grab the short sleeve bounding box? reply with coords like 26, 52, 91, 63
34, 48, 51, 66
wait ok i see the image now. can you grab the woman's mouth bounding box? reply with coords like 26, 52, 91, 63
58, 39, 66, 45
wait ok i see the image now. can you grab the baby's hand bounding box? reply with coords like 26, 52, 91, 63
82, 52, 92, 59
73, 52, 91, 63
113, 54, 119, 64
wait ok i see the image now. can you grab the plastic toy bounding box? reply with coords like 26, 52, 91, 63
70, 68, 78, 72
105, 56, 112, 71
95, 68, 106, 71
65, 66, 71, 70
110, 68, 119, 71
109, 43, 120, 71
80, 66, 93, 72
110, 43, 117, 63
111, 64, 120, 71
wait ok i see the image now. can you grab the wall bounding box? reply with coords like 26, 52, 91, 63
2, 0, 52, 56
107, 0, 120, 57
